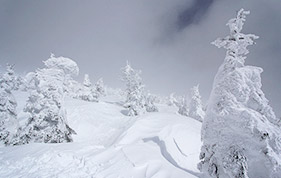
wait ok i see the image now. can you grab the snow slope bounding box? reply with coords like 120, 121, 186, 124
0, 91, 202, 178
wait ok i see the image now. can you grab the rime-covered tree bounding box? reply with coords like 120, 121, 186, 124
178, 96, 189, 116
13, 54, 76, 145
0, 65, 18, 145
2, 64, 16, 90
3, 64, 26, 91
167, 93, 178, 106
47, 53, 79, 94
14, 75, 26, 91
79, 74, 98, 102
67, 79, 83, 98
83, 74, 91, 87
188, 85, 205, 122
25, 72, 37, 90
94, 78, 106, 98
145, 93, 158, 112
198, 9, 281, 178
121, 62, 145, 116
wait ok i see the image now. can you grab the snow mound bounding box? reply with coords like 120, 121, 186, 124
0, 92, 202, 178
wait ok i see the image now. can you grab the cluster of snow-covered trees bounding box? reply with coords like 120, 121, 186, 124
78, 74, 104, 102
121, 61, 158, 116
0, 54, 107, 145
0, 8, 280, 178
0, 57, 161, 146
168, 85, 205, 122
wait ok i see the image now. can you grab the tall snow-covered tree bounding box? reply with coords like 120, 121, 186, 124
188, 85, 205, 122
198, 9, 281, 178
121, 62, 145, 116
178, 96, 189, 116
94, 78, 106, 98
79, 74, 98, 102
0, 65, 18, 145
13, 54, 76, 145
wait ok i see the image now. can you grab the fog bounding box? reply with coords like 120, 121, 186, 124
0, 0, 280, 116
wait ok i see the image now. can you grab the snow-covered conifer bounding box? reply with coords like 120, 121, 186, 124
94, 78, 106, 98
188, 85, 205, 122
167, 93, 178, 106
2, 64, 16, 90
14, 75, 26, 91
145, 93, 158, 112
13, 54, 76, 144
121, 62, 145, 116
25, 72, 37, 90
66, 79, 83, 98
178, 96, 188, 116
0, 65, 18, 145
2, 64, 26, 91
79, 74, 98, 102
46, 53, 79, 94
83, 74, 91, 87
198, 9, 281, 178
45, 53, 79, 77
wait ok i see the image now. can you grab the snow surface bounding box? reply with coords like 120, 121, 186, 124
0, 91, 202, 178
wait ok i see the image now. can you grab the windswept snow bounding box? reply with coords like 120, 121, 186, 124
0, 91, 202, 178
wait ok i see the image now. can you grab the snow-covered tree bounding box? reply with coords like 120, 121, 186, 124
46, 53, 79, 93
145, 93, 158, 112
198, 9, 281, 178
178, 96, 189, 116
2, 64, 16, 90
1, 64, 27, 91
188, 85, 205, 122
0, 65, 18, 145
94, 78, 106, 98
13, 54, 76, 145
79, 74, 98, 102
25, 72, 37, 90
167, 93, 178, 106
14, 75, 26, 91
66, 79, 83, 98
121, 62, 145, 116
83, 74, 91, 87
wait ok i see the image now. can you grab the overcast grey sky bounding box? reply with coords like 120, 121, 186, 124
0, 0, 280, 116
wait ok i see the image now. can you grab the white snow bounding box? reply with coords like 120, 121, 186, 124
199, 9, 281, 178
0, 91, 202, 178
